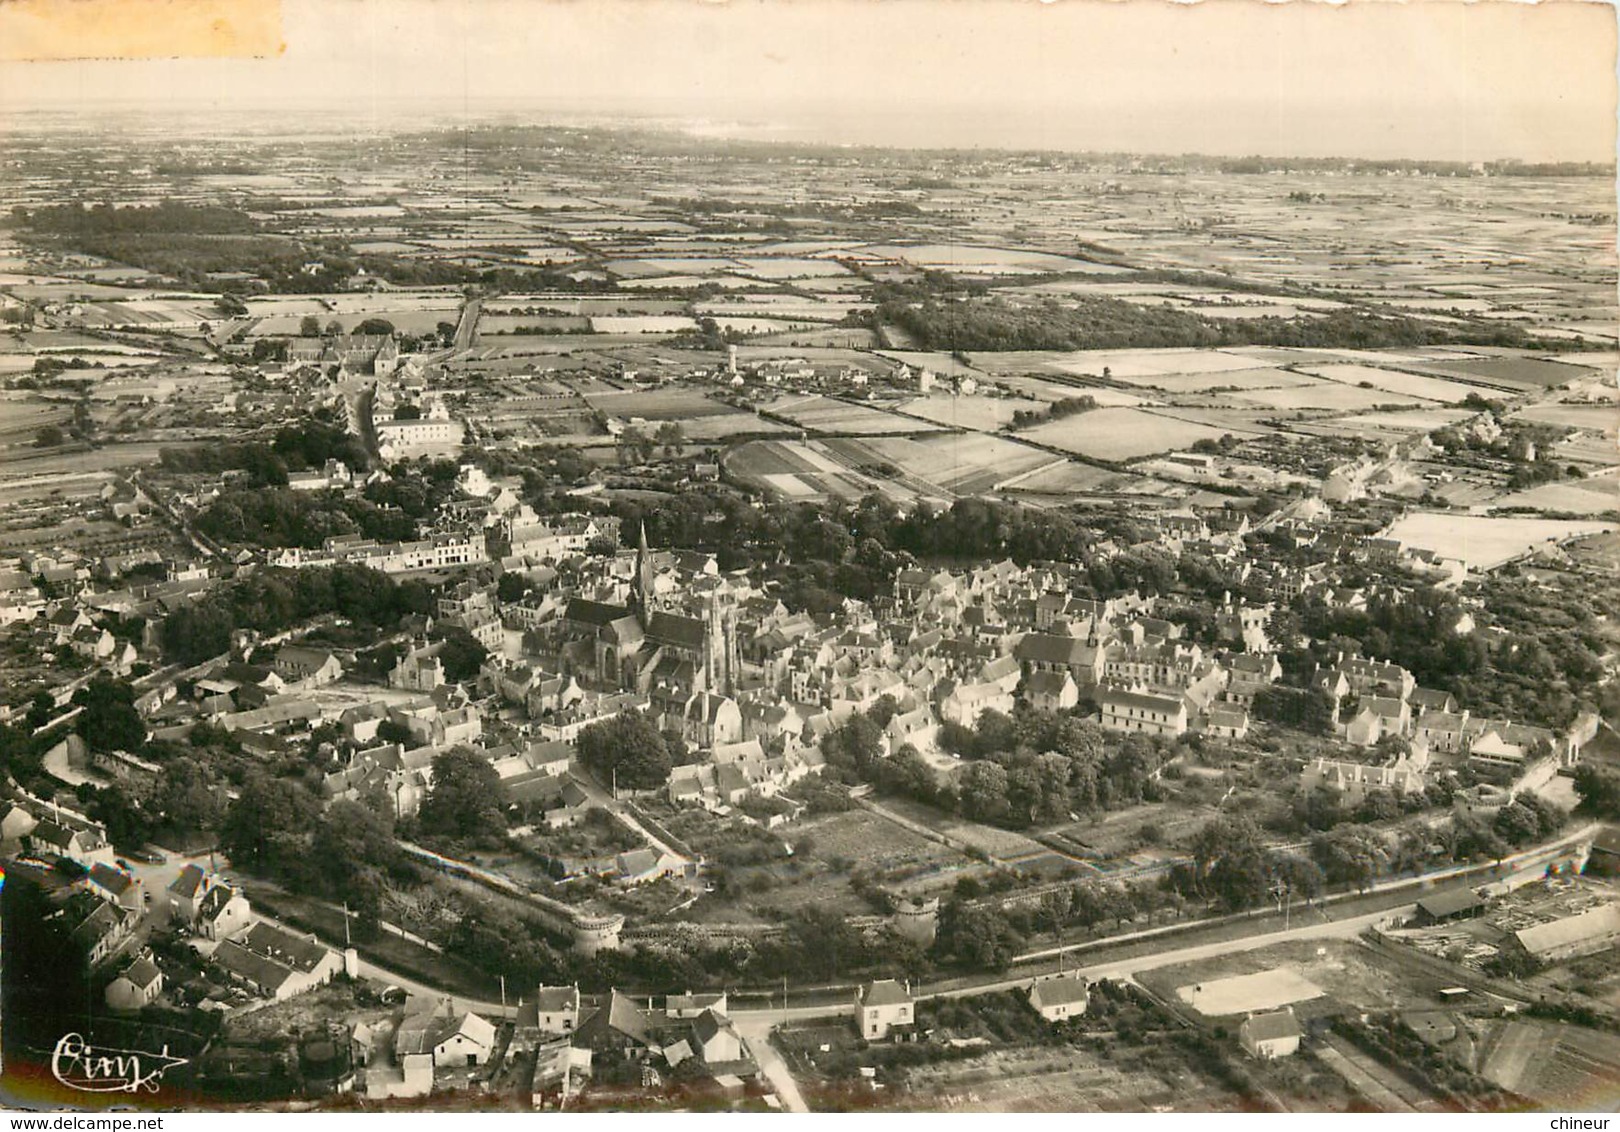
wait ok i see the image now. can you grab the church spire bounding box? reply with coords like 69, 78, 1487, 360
634, 519, 654, 618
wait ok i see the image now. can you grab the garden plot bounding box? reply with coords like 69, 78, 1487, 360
1017, 407, 1235, 462
1298, 364, 1485, 404
1175, 969, 1324, 1017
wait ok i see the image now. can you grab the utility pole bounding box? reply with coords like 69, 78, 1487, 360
500, 975, 507, 1020
342, 901, 352, 948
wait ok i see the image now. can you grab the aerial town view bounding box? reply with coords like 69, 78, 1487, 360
0, 0, 1615, 1117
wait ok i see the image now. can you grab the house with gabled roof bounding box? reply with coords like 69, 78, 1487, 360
1029, 976, 1089, 1023
85, 862, 143, 913
855, 979, 914, 1041
105, 955, 163, 1011
1239, 1007, 1301, 1059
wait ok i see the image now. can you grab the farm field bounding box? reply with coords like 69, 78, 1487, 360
1231, 382, 1425, 412
477, 314, 592, 334
581, 387, 738, 420
1510, 404, 1619, 436
859, 243, 1121, 276
1299, 364, 1485, 404
1420, 355, 1603, 389
588, 315, 699, 334
1045, 348, 1269, 381
763, 394, 945, 435
707, 316, 827, 335
725, 439, 915, 504
1008, 460, 1183, 498
1490, 476, 1620, 517
1111, 368, 1322, 394
1481, 1020, 1620, 1108
1383, 511, 1617, 570
1016, 407, 1235, 462
823, 433, 1058, 496
898, 394, 1048, 432
1328, 408, 1476, 433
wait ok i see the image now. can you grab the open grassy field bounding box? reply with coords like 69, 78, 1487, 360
1175, 969, 1325, 1016
1383, 511, 1617, 571
1017, 406, 1234, 462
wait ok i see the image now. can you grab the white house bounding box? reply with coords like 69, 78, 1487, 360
1028, 976, 1089, 1023
1239, 1008, 1302, 1060
855, 979, 914, 1041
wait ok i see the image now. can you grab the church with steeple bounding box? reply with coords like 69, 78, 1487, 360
558, 522, 741, 729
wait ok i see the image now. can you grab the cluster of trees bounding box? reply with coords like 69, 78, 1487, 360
1007, 395, 1098, 430
1175, 795, 1565, 915
159, 563, 432, 665
158, 417, 369, 486
16, 201, 258, 235
220, 776, 405, 939
878, 294, 1545, 354
196, 486, 417, 549
575, 710, 678, 792
415, 748, 507, 845
820, 704, 1171, 833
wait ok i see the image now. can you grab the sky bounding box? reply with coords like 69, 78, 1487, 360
0, 0, 1614, 162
